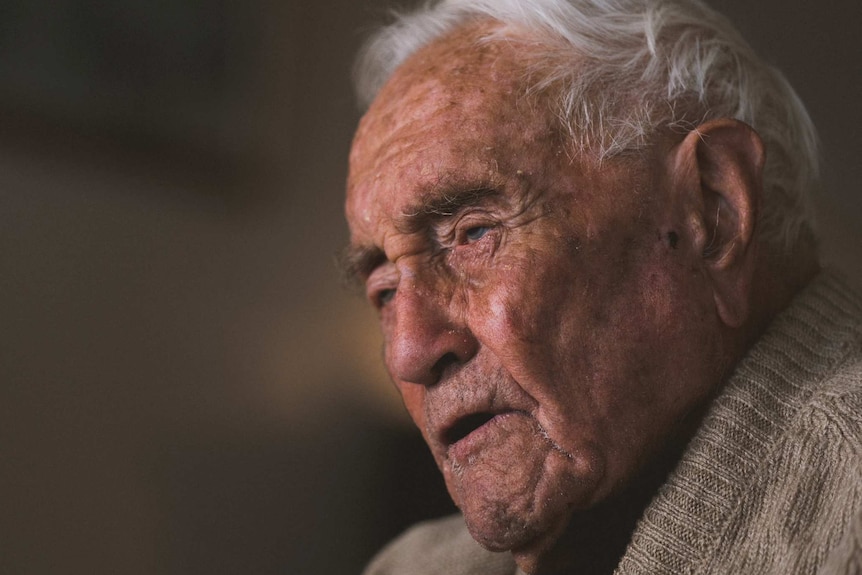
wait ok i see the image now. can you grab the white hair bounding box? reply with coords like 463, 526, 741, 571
353, 0, 820, 250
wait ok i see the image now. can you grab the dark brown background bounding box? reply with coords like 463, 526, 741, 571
1, 1, 859, 573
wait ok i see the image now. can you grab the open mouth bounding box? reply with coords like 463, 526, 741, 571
443, 412, 498, 446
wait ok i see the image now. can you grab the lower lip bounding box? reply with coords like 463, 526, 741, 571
447, 411, 524, 460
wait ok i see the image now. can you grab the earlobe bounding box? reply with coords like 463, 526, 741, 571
672, 119, 765, 328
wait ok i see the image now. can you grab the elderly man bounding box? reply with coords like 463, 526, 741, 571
342, 0, 862, 573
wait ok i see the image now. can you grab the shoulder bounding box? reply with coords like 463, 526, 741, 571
802, 273, 862, 452
362, 514, 516, 575
804, 353, 862, 461
754, 269, 862, 451
819, 506, 862, 575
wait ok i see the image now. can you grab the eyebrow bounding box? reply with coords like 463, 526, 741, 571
405, 186, 499, 218
339, 186, 501, 288
338, 243, 386, 290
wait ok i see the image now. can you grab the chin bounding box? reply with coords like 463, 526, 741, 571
436, 412, 606, 557
463, 513, 541, 552
466, 507, 577, 575
458, 485, 574, 554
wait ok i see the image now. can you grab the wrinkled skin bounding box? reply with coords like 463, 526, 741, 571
345, 22, 747, 573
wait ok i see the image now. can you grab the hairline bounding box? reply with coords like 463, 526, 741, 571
352, 0, 821, 253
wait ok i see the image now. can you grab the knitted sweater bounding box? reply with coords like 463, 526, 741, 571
363, 271, 862, 575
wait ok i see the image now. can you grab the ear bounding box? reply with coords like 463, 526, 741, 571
669, 118, 765, 328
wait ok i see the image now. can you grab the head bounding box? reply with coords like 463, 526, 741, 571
344, 0, 820, 571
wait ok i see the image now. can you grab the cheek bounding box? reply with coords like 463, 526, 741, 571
479, 247, 579, 359
477, 275, 530, 358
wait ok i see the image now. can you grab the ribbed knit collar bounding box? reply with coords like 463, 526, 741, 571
614, 270, 862, 574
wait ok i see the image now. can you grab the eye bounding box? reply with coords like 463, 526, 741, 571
375, 287, 396, 308
366, 264, 399, 310
464, 225, 491, 243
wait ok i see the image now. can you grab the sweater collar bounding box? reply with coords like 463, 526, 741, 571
615, 270, 862, 573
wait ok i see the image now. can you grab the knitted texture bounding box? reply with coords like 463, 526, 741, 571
363, 272, 862, 575
617, 271, 862, 574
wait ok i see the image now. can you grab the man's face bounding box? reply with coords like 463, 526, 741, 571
345, 24, 725, 560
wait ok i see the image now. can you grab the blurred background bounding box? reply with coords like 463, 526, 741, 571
1, 1, 859, 573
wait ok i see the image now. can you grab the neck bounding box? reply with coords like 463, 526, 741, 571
744, 237, 820, 351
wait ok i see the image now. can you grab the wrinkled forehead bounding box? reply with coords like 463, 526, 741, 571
352, 21, 525, 141
346, 20, 556, 233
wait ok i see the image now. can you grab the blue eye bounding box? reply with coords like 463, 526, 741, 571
465, 226, 490, 242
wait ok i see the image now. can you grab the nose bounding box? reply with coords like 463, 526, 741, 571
384, 281, 478, 387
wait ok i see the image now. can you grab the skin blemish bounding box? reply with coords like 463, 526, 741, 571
667, 231, 679, 249
564, 235, 581, 255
